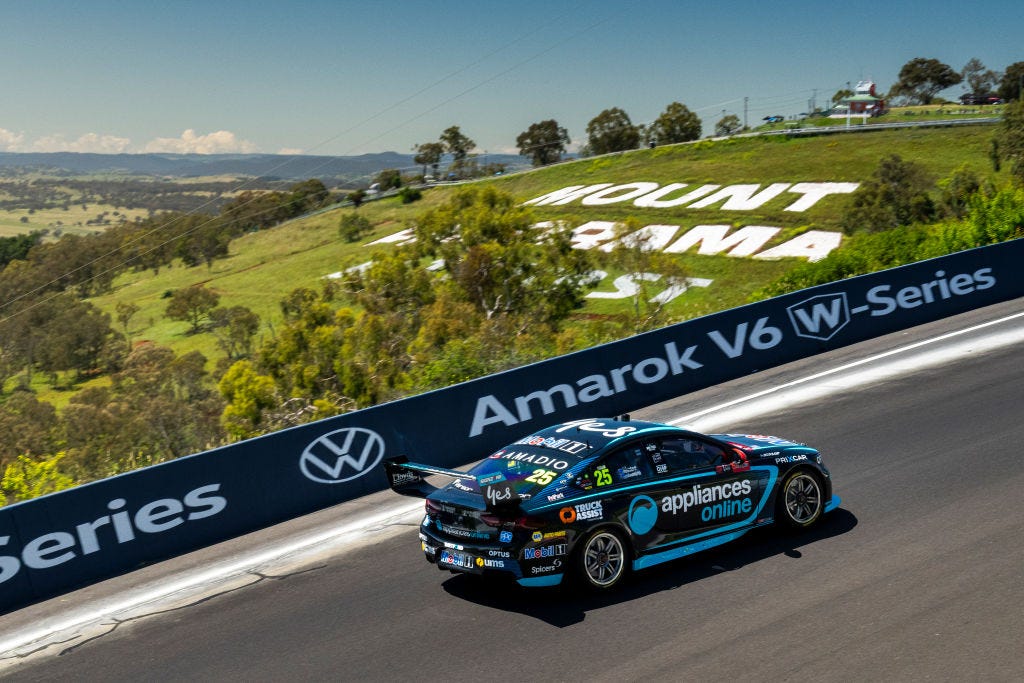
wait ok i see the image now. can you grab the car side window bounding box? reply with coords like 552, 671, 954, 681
588, 445, 654, 488
657, 437, 726, 471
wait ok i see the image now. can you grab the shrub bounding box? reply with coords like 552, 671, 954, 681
339, 213, 372, 242
398, 186, 422, 204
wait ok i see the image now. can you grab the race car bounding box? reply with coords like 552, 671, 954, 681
384, 416, 839, 590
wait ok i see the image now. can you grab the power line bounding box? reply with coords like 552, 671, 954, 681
0, 2, 621, 324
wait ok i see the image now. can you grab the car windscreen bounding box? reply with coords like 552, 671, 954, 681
467, 445, 589, 496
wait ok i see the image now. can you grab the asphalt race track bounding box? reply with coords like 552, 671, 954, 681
4, 302, 1024, 681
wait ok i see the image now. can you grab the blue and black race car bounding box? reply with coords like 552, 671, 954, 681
384, 417, 839, 590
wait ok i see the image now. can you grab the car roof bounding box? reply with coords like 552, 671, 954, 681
523, 418, 692, 454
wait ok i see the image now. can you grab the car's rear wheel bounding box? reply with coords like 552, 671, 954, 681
576, 529, 629, 590
777, 470, 823, 529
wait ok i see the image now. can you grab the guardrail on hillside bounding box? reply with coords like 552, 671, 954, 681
1, 238, 1023, 613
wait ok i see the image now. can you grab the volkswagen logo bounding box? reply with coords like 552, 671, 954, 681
786, 292, 850, 341
300, 427, 386, 484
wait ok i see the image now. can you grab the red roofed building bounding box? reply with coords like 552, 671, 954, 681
842, 80, 886, 116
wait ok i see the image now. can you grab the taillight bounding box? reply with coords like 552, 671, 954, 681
425, 499, 441, 516
513, 515, 546, 530
479, 513, 544, 530
479, 513, 503, 527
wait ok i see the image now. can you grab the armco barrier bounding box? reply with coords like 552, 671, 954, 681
2, 238, 1023, 612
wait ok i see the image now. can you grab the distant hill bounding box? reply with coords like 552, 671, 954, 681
0, 151, 528, 182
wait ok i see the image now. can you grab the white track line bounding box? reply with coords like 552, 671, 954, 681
672, 311, 1024, 432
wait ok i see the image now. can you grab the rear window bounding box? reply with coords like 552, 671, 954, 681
466, 445, 588, 496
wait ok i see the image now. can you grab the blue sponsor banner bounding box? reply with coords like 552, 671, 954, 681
1, 238, 1022, 611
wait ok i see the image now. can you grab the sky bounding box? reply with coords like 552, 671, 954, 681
1, 1, 1020, 158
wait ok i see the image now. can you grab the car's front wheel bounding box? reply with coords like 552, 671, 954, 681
777, 470, 824, 529
575, 529, 629, 590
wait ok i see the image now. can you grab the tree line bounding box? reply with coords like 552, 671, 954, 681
416, 57, 1024, 177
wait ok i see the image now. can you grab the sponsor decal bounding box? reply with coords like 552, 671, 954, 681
786, 268, 996, 341
661, 480, 753, 514
499, 530, 513, 543
530, 559, 563, 574
546, 492, 566, 502
451, 479, 474, 492
483, 481, 518, 507
775, 454, 808, 464
574, 472, 594, 490
661, 480, 754, 523
479, 558, 505, 569
300, 427, 386, 484
511, 437, 592, 455
554, 419, 637, 438
542, 530, 567, 540
573, 501, 603, 521
628, 495, 658, 535
617, 465, 643, 480
436, 521, 488, 539
523, 544, 568, 560
438, 549, 474, 569
656, 463, 669, 474
532, 531, 543, 542
477, 472, 506, 486
490, 451, 571, 471
559, 501, 603, 524
0, 484, 226, 585
488, 549, 511, 558
389, 470, 420, 486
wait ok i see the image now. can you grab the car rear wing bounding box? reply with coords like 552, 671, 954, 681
383, 456, 522, 510
383, 457, 474, 498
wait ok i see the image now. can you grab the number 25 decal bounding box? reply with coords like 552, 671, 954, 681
525, 469, 557, 485
595, 466, 613, 487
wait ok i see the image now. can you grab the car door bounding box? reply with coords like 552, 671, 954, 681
659, 436, 773, 536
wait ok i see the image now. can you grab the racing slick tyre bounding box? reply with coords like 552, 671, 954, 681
574, 528, 630, 591
777, 470, 824, 529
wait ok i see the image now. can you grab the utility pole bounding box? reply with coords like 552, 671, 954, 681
744, 96, 748, 129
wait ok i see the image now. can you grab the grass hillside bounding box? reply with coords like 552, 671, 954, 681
82, 123, 1004, 400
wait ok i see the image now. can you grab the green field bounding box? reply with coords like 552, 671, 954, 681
81, 123, 1005, 392
0, 203, 152, 237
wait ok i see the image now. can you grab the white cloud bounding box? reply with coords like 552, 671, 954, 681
30, 132, 132, 154
143, 129, 258, 154
0, 128, 261, 154
0, 128, 26, 151
277, 147, 305, 155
